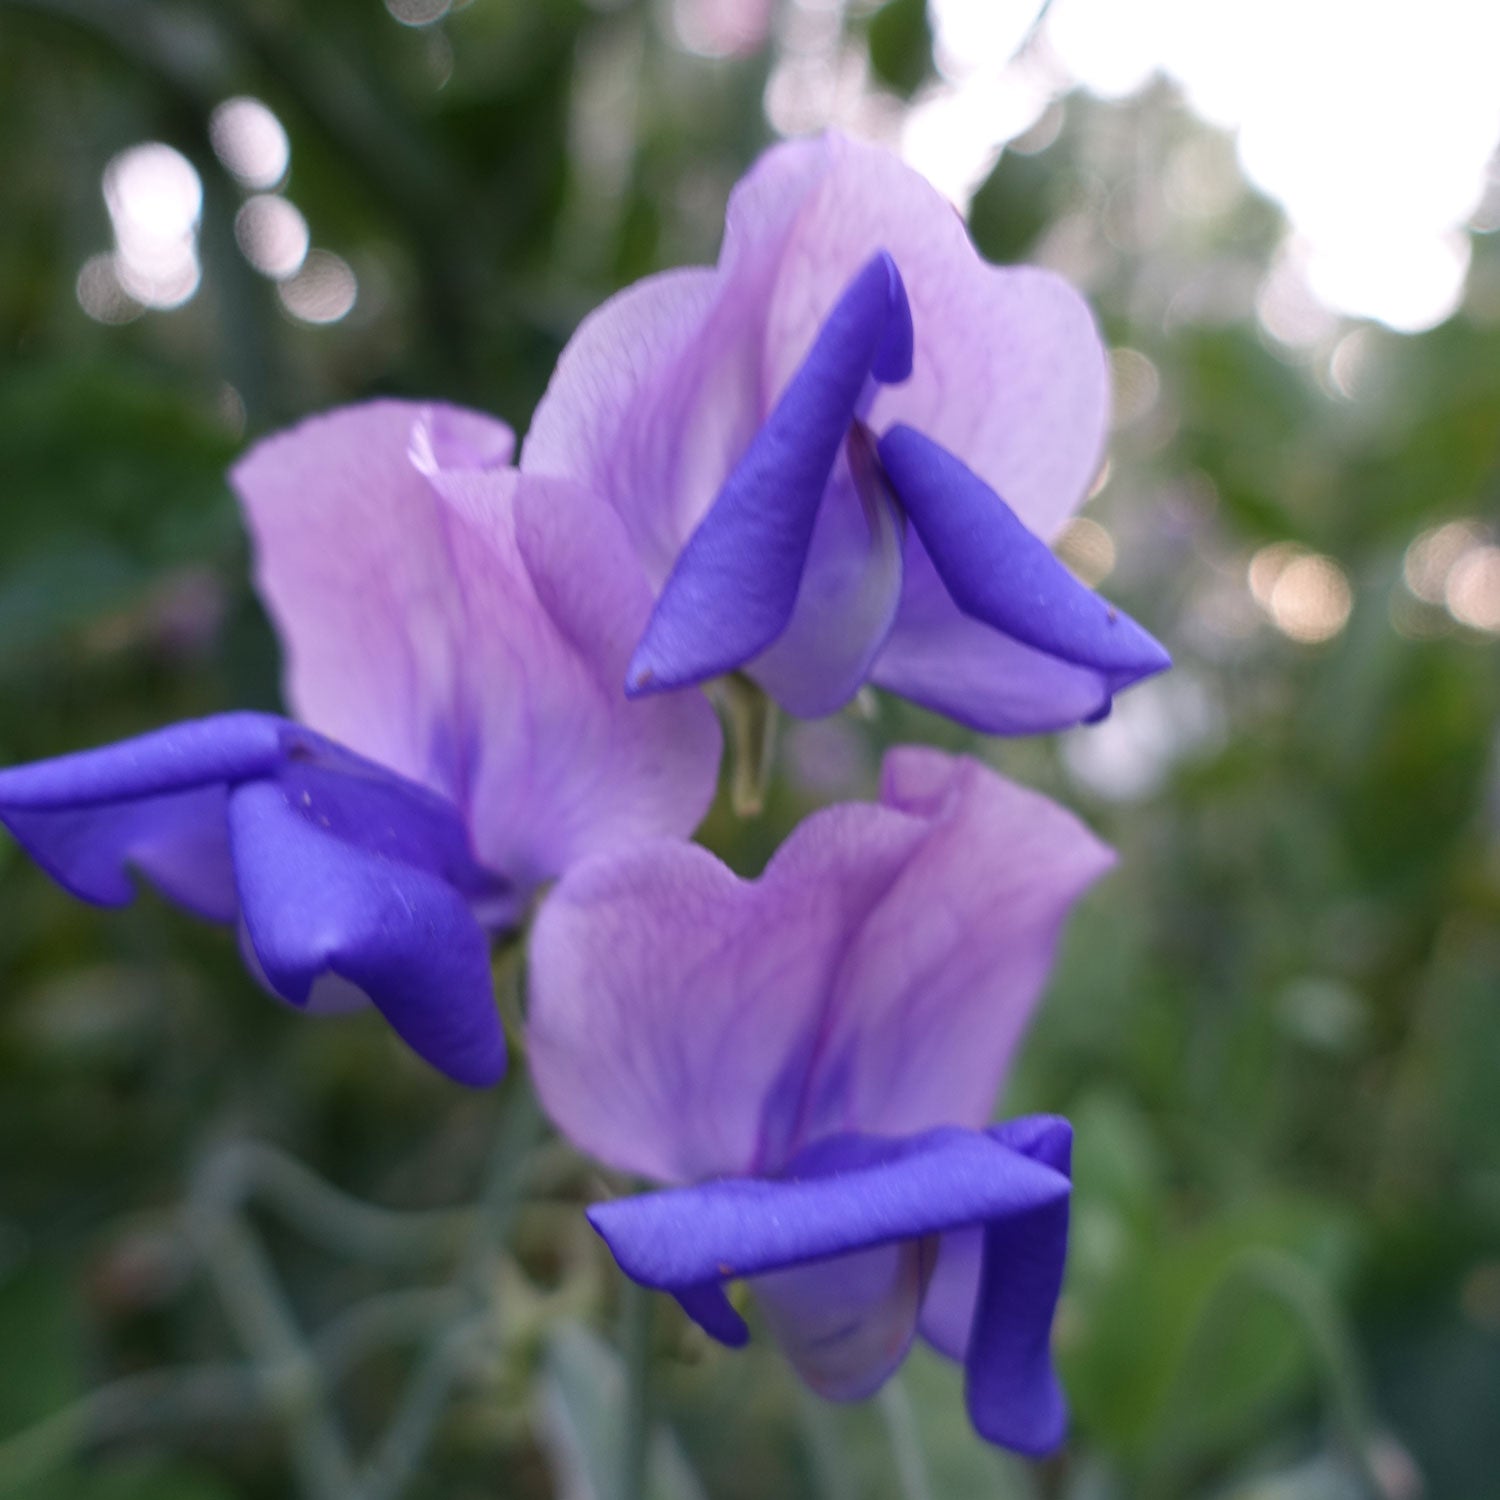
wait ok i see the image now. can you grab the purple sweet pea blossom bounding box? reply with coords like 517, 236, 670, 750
527, 747, 1112, 1452
0, 402, 721, 1086
523, 131, 1169, 731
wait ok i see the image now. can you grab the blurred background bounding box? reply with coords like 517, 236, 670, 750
1, 1, 1497, 1496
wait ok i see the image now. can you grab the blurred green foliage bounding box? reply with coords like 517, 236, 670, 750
0, 2, 1497, 1498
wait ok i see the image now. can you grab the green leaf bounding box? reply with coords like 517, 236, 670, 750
1065, 1198, 1357, 1473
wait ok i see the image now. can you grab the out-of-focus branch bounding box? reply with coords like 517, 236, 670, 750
198, 1138, 475, 1265
0, 1363, 260, 1496
192, 1210, 358, 1500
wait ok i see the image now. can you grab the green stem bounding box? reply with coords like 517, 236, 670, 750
492, 934, 529, 1060
877, 1377, 934, 1500
793, 1384, 858, 1500
721, 674, 780, 817
618, 1275, 654, 1500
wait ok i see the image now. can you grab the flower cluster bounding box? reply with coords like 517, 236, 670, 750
0, 133, 1166, 1454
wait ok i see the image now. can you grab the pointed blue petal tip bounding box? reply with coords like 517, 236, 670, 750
868, 250, 914, 384
878, 424, 1172, 685
625, 252, 922, 697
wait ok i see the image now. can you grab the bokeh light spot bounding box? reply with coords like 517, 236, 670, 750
1109, 348, 1160, 428
672, 0, 773, 58
1388, 589, 1451, 641
1328, 327, 1380, 401
102, 143, 202, 310
1256, 246, 1339, 349
383, 0, 450, 26
277, 250, 358, 324
1267, 553, 1353, 643
1056, 517, 1117, 586
234, 195, 310, 280
1444, 544, 1500, 633
104, 143, 200, 245
209, 98, 290, 191
1063, 672, 1225, 801
75, 253, 141, 325
1247, 541, 1303, 609
1404, 519, 1484, 603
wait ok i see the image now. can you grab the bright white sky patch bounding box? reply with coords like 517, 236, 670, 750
903, 1, 1060, 203
1045, 0, 1500, 331
928, 0, 1039, 77
905, 0, 1500, 333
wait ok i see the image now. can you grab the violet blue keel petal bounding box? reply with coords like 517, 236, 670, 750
229, 779, 504, 1087
746, 422, 906, 718
673, 1283, 751, 1348
964, 1117, 1073, 1455
587, 1127, 1066, 1292
912, 1119, 1073, 1451
0, 713, 288, 919
877, 425, 1170, 690
587, 1121, 1072, 1452
626, 252, 913, 696
871, 591, 1118, 735
523, 134, 1128, 733
0, 713, 507, 1086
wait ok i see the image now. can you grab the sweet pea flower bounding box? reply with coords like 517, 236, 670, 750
523, 131, 1169, 732
0, 402, 721, 1086
527, 747, 1112, 1452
